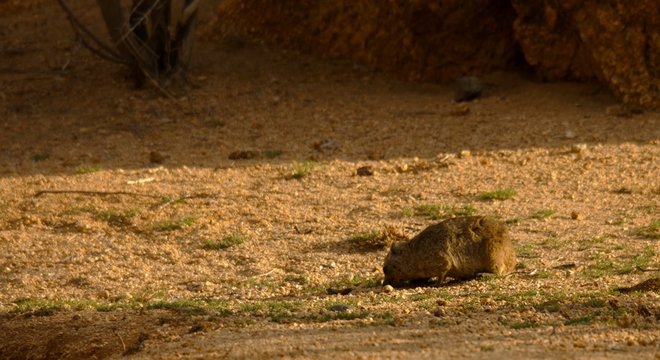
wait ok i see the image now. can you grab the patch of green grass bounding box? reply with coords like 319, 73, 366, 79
636, 220, 660, 239
96, 208, 140, 226
154, 216, 198, 231
284, 274, 308, 285
32, 153, 50, 162
505, 217, 521, 224
316, 311, 371, 322
289, 161, 316, 179
529, 209, 556, 220
532, 271, 553, 279
510, 321, 539, 330
75, 165, 102, 174
540, 236, 567, 250
202, 234, 247, 250
576, 234, 609, 251
629, 246, 657, 270
263, 149, 284, 159
515, 243, 539, 258
583, 247, 657, 277
401, 207, 414, 217
325, 275, 382, 290
147, 299, 231, 316
564, 311, 599, 326
11, 298, 128, 315
480, 188, 517, 201
534, 299, 561, 313
413, 203, 477, 220
583, 299, 607, 308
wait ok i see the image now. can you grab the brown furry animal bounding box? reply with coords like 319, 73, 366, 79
383, 216, 516, 287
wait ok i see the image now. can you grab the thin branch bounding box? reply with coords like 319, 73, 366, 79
34, 190, 162, 198
55, 0, 130, 64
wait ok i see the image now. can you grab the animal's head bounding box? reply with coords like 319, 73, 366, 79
382, 241, 409, 286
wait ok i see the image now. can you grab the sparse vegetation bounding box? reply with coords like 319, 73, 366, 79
480, 188, 517, 201
203, 234, 247, 250
32, 153, 50, 162
154, 216, 198, 231
263, 149, 284, 158
75, 165, 102, 174
636, 220, 660, 239
289, 161, 316, 179
515, 243, 539, 258
96, 208, 140, 226
509, 321, 539, 329
412, 203, 477, 220
564, 311, 599, 326
529, 209, 556, 220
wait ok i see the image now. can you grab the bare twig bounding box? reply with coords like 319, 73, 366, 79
55, 0, 129, 64
113, 330, 127, 352
34, 190, 161, 198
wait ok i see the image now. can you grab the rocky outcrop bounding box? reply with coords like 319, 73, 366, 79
215, 0, 518, 82
512, 0, 660, 108
215, 0, 660, 108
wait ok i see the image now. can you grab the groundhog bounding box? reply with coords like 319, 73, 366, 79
383, 216, 516, 287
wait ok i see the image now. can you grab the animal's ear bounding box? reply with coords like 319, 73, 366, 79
390, 242, 403, 255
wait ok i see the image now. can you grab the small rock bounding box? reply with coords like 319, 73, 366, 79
329, 304, 350, 312
564, 130, 576, 139
326, 287, 353, 295
573, 340, 587, 348
189, 323, 205, 333
228, 150, 260, 160
436, 299, 447, 306
454, 76, 483, 102
570, 211, 581, 220
570, 144, 587, 154
458, 150, 471, 158
186, 282, 204, 292
382, 285, 394, 293
433, 308, 446, 317
449, 103, 470, 116
149, 151, 166, 164
356, 166, 374, 176
606, 105, 642, 118
313, 139, 340, 153
625, 336, 638, 346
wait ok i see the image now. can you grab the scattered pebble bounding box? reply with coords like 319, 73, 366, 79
433, 308, 446, 317
326, 287, 353, 295
458, 150, 471, 158
449, 103, 470, 116
382, 285, 394, 293
570, 211, 581, 220
564, 130, 576, 139
356, 166, 374, 176
329, 304, 350, 312
436, 299, 447, 306
228, 150, 260, 160
570, 144, 587, 154
149, 151, 166, 164
454, 76, 483, 102
189, 323, 205, 333
313, 138, 340, 153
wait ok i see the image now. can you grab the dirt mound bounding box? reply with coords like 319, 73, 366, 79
214, 0, 518, 82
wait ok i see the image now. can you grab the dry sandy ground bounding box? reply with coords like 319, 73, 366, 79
0, 1, 659, 359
